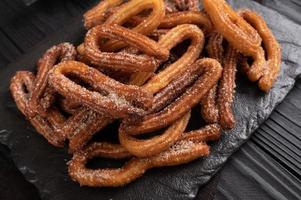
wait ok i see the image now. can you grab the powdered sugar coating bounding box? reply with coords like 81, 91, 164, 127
123, 58, 222, 135
48, 61, 152, 118
84, 24, 167, 73
217, 45, 238, 129
27, 42, 76, 118
68, 135, 209, 187
200, 32, 224, 123
10, 71, 66, 147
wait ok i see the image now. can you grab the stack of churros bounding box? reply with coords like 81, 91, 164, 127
9, 0, 281, 187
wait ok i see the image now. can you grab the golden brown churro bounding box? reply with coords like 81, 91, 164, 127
200, 32, 223, 123
142, 24, 205, 94
10, 71, 66, 147
84, 25, 168, 73
119, 111, 191, 157
26, 43, 76, 117
238, 9, 281, 92
217, 45, 239, 129
122, 58, 222, 135
68, 122, 222, 187
48, 61, 152, 118
203, 0, 261, 56
203, 0, 266, 82
201, 32, 238, 129
102, 0, 165, 51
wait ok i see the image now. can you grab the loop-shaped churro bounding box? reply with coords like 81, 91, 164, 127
200, 33, 238, 128
84, 24, 168, 73
123, 58, 222, 135
68, 123, 221, 187
203, 0, 261, 56
119, 111, 190, 157
142, 24, 205, 94
203, 0, 266, 82
10, 71, 66, 147
26, 43, 76, 117
119, 25, 204, 157
121, 55, 211, 157
238, 9, 281, 92
48, 61, 153, 118
102, 0, 165, 51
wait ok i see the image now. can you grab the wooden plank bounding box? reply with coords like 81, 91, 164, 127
217, 141, 301, 200
0, 29, 22, 63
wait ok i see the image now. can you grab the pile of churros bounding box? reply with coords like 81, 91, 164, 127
9, 0, 281, 187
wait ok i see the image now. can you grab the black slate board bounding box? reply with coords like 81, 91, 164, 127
1, 0, 301, 199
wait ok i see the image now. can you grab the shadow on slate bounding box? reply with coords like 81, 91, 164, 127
0, 144, 41, 200
0, 0, 301, 199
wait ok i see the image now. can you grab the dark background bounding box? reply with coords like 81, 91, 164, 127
0, 0, 300, 199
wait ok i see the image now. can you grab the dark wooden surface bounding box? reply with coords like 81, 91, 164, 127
0, 0, 300, 199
